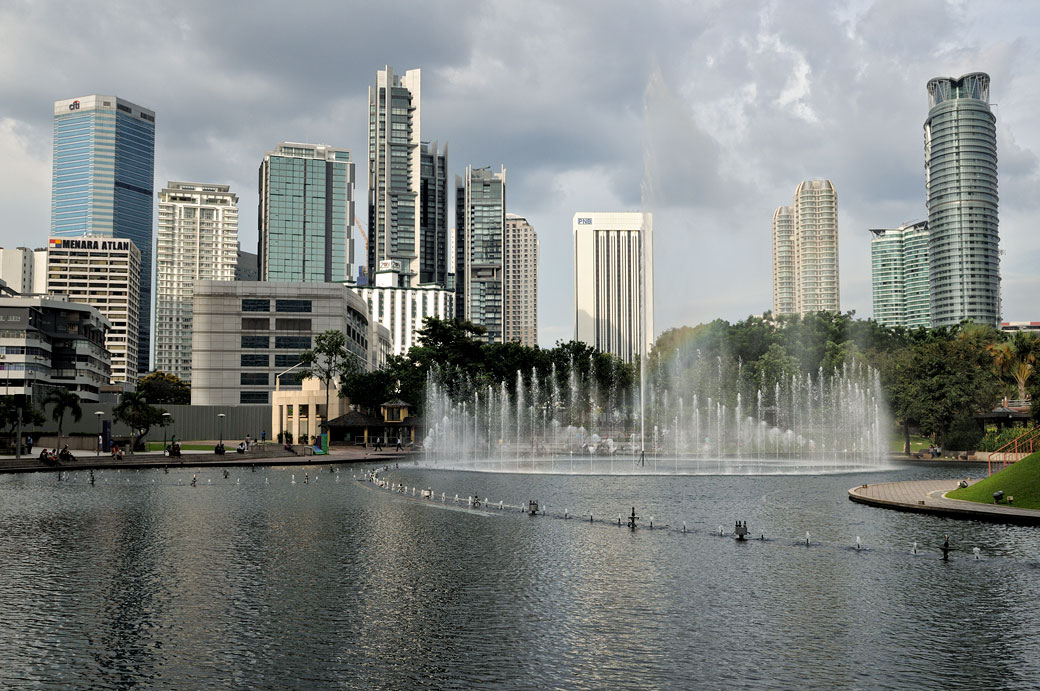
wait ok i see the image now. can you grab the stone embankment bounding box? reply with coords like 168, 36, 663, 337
849, 479, 1040, 526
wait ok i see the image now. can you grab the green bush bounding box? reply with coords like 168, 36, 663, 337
944, 413, 983, 451
975, 427, 1034, 452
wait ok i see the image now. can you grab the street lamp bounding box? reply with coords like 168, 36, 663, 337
94, 410, 104, 456
217, 413, 226, 447
162, 412, 171, 456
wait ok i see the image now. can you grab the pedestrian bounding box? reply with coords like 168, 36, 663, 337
246, 434, 251, 449
261, 430, 266, 445
395, 437, 403, 451
26, 434, 33, 453
374, 437, 383, 452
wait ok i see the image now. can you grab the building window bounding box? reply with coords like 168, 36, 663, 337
241, 372, 269, 386
275, 318, 311, 331
241, 335, 269, 349
242, 299, 270, 312
242, 317, 270, 330
275, 353, 303, 368
275, 299, 312, 313
240, 391, 269, 404
241, 353, 269, 367
275, 335, 311, 349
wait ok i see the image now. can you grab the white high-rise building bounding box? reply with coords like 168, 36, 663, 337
45, 236, 141, 383
573, 212, 654, 363
0, 248, 37, 294
504, 214, 538, 346
156, 182, 238, 381
772, 180, 839, 316
355, 263, 454, 356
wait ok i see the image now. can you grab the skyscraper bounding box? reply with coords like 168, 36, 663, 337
925, 73, 1000, 327
771, 180, 839, 316
869, 221, 930, 329
368, 67, 422, 287
420, 141, 449, 286
455, 166, 506, 342
503, 214, 538, 346
52, 95, 155, 372
573, 212, 654, 364
258, 143, 355, 283
156, 182, 239, 381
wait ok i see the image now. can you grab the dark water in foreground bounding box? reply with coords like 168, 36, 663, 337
0, 462, 1037, 689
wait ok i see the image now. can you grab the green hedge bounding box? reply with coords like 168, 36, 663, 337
975, 427, 1035, 452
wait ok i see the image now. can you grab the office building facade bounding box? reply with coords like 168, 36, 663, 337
190, 281, 376, 406
772, 180, 839, 316
259, 143, 355, 283
45, 236, 141, 383
52, 95, 155, 372
455, 166, 506, 342
0, 294, 111, 402
925, 73, 1000, 327
156, 183, 239, 381
573, 212, 654, 363
419, 142, 449, 286
869, 221, 930, 329
503, 214, 538, 346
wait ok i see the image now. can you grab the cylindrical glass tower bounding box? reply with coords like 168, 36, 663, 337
924, 72, 1000, 328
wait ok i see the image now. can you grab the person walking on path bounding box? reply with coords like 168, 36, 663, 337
26, 435, 33, 454
395, 437, 403, 451
374, 437, 383, 452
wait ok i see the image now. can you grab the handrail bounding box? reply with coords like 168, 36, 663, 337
988, 427, 1040, 476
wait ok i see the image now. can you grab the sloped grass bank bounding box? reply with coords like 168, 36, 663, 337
947, 451, 1040, 510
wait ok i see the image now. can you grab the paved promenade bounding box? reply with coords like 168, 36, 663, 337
0, 445, 413, 474
849, 479, 1040, 526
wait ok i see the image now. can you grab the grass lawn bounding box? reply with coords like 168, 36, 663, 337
889, 433, 931, 454
946, 451, 1040, 510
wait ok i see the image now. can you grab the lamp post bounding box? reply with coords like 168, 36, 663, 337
94, 410, 104, 456
162, 412, 171, 456
217, 413, 226, 447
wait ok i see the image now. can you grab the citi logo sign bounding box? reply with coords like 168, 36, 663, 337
577, 217, 593, 225
68, 100, 81, 111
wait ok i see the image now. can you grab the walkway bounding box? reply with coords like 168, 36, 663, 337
0, 445, 414, 474
849, 479, 1040, 526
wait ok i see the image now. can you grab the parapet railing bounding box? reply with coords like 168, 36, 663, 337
988, 427, 1040, 476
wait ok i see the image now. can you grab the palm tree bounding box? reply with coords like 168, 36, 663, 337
43, 388, 82, 450
114, 390, 166, 452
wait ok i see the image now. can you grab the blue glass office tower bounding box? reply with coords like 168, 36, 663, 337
258, 143, 355, 282
52, 95, 155, 373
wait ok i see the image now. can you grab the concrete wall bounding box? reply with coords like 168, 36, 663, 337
31, 402, 271, 443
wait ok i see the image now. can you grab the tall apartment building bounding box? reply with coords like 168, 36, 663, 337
368, 67, 450, 288
258, 143, 355, 283
455, 166, 506, 342
45, 236, 140, 383
925, 73, 1000, 327
190, 281, 378, 406
0, 294, 111, 401
52, 95, 155, 373
504, 214, 538, 346
156, 182, 239, 381
573, 212, 654, 363
355, 269, 455, 356
869, 221, 930, 329
771, 180, 839, 316
0, 248, 37, 294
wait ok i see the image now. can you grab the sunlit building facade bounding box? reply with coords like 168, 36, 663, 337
869, 221, 930, 329
772, 180, 839, 316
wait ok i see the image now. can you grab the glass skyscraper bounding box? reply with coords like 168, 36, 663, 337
258, 143, 355, 283
925, 73, 1000, 327
455, 166, 506, 343
52, 94, 155, 373
771, 180, 839, 316
869, 221, 931, 329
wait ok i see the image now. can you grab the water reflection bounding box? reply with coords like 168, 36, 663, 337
0, 463, 1037, 688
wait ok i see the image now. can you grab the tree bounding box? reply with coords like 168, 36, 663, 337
43, 388, 82, 449
299, 330, 359, 432
137, 371, 190, 404
114, 391, 170, 451
0, 396, 45, 445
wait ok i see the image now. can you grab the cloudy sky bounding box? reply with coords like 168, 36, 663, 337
1, 0, 1037, 347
